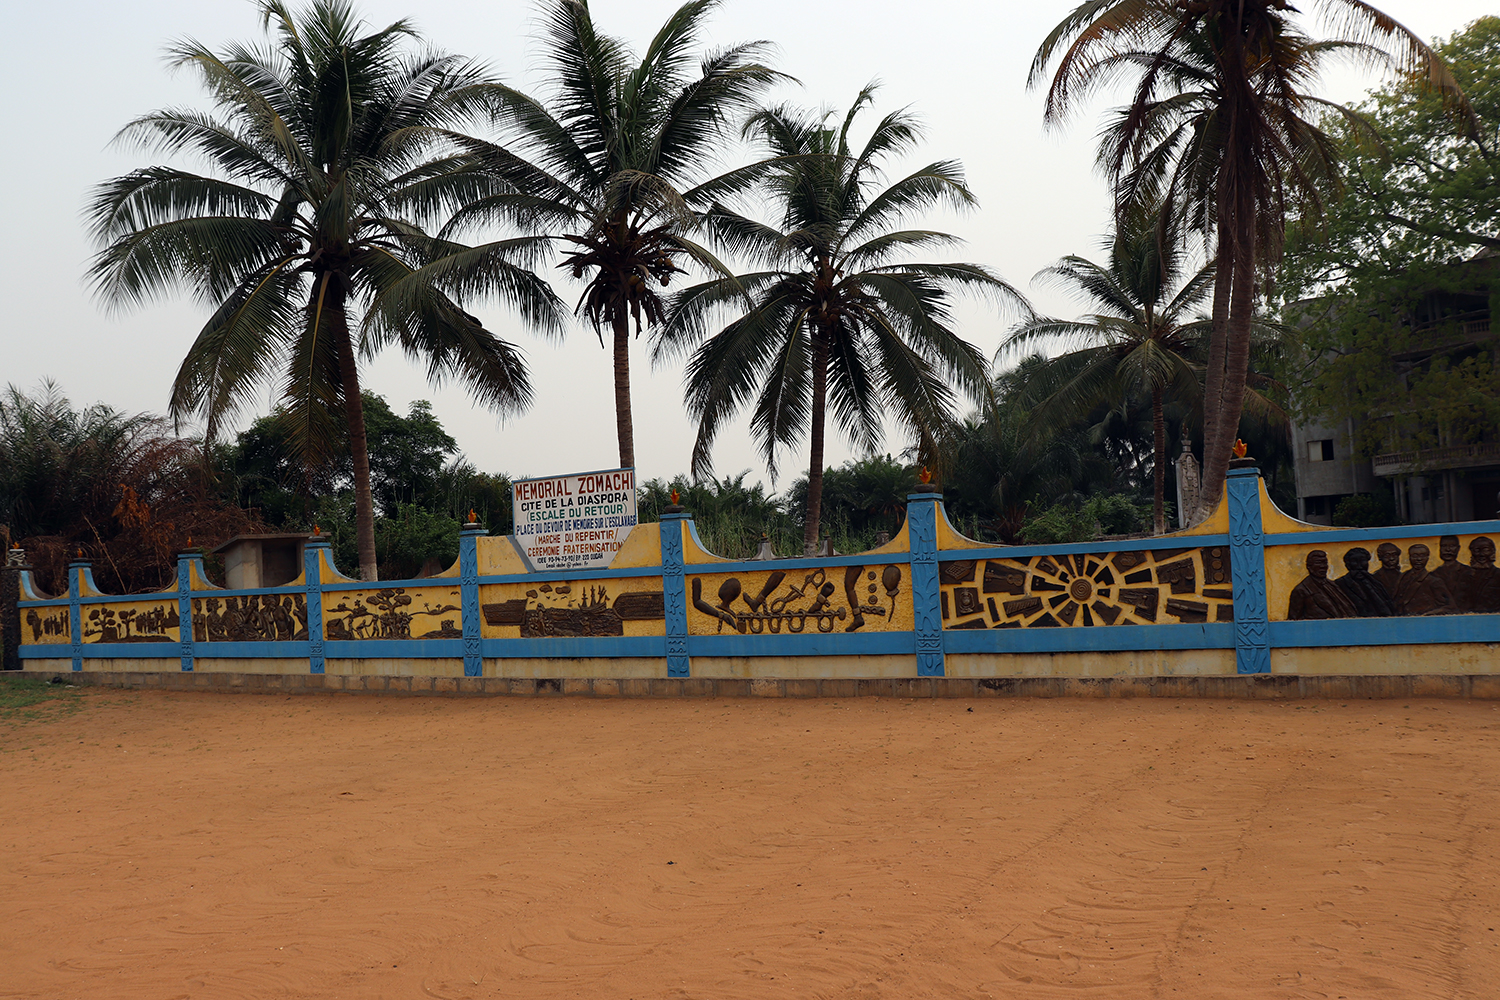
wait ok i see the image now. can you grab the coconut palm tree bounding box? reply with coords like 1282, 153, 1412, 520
1031, 0, 1464, 520
656, 88, 1022, 553
88, 0, 564, 580
1004, 207, 1210, 534
438, 0, 784, 471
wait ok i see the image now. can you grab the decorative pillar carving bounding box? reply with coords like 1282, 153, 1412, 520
1226, 465, 1271, 675
906, 492, 946, 677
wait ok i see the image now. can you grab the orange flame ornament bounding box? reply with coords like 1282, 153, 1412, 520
1232, 439, 1248, 459
467, 509, 478, 525
670, 489, 681, 506
919, 466, 932, 485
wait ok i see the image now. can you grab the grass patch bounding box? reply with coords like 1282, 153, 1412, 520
0, 674, 84, 724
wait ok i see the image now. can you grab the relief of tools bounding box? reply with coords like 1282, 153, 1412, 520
843, 564, 903, 632
692, 568, 848, 633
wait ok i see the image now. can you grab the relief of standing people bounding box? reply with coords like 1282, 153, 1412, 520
1287, 537, 1498, 619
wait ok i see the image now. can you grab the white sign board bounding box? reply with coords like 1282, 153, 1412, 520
511, 468, 637, 572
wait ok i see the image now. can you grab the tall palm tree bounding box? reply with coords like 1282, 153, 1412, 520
657, 88, 1021, 553
88, 0, 564, 580
440, 0, 784, 471
1031, 0, 1463, 520
1005, 207, 1210, 535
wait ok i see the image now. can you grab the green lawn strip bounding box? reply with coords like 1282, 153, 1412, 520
0, 675, 84, 724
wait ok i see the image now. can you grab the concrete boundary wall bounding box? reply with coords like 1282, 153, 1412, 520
11, 466, 1500, 688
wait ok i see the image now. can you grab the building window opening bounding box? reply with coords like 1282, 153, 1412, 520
1307, 439, 1335, 462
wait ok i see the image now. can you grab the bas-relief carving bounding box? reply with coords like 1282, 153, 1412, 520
82, 602, 178, 643
1281, 535, 1500, 620
481, 580, 666, 638
686, 564, 908, 635
23, 607, 69, 644
193, 594, 310, 642
940, 547, 1234, 629
325, 587, 464, 640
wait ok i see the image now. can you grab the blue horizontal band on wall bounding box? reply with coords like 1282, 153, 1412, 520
25, 641, 184, 658
1266, 520, 1500, 548
18, 646, 84, 659
942, 622, 1235, 653
324, 639, 466, 658
1270, 614, 1500, 648
687, 631, 916, 658
940, 536, 1232, 562
479, 636, 665, 659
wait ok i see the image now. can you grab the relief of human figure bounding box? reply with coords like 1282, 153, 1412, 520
1372, 542, 1403, 600
1287, 550, 1357, 620
1334, 547, 1395, 618
1394, 543, 1454, 616
1432, 535, 1468, 601
1462, 537, 1500, 614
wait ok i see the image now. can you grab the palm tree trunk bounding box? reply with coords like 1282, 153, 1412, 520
1199, 183, 1257, 517
612, 311, 635, 471
1198, 234, 1234, 520
1152, 385, 1166, 535
333, 302, 379, 582
803, 333, 832, 556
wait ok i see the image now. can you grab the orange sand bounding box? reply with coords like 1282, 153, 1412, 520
3, 689, 1499, 999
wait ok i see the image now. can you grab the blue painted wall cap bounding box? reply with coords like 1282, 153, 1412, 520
304, 537, 333, 548
906, 492, 944, 502
459, 526, 489, 536
1226, 467, 1261, 478
659, 511, 694, 521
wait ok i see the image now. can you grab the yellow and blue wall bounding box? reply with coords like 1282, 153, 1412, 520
12, 467, 1500, 688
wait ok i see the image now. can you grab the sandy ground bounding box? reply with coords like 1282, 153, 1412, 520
3, 690, 1500, 999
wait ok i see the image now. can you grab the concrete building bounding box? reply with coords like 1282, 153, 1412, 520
1290, 256, 1500, 524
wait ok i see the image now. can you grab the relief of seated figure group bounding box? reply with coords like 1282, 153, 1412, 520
1286, 536, 1500, 619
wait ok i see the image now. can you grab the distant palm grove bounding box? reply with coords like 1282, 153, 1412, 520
2, 0, 1493, 592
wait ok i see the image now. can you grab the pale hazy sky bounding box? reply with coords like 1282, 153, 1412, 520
1, 0, 1491, 491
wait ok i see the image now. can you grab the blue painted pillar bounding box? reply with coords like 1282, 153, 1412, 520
1226, 466, 1271, 675
906, 492, 946, 677
175, 552, 203, 672
659, 511, 691, 678
68, 559, 87, 672
302, 538, 330, 674
459, 524, 485, 678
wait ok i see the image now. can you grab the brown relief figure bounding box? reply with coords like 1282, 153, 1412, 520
1394, 544, 1454, 616
1334, 548, 1395, 618
1432, 535, 1469, 604
1372, 543, 1403, 600
1463, 537, 1500, 613
1287, 550, 1357, 620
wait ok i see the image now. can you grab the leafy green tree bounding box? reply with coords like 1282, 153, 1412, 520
1275, 19, 1500, 464
0, 382, 261, 594
444, 0, 783, 471
1032, 0, 1461, 520
658, 88, 1020, 553
937, 358, 1131, 542
1005, 207, 1211, 534
88, 0, 564, 581
1281, 15, 1500, 296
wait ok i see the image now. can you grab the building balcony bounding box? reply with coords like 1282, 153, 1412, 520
1372, 440, 1500, 477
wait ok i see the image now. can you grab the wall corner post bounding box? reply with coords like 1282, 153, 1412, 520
459, 525, 485, 678
302, 539, 329, 675
1225, 466, 1271, 675
67, 559, 88, 672
659, 512, 691, 678
175, 552, 201, 672
906, 492, 946, 677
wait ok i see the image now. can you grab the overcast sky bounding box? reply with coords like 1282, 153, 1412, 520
1, 0, 1491, 493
